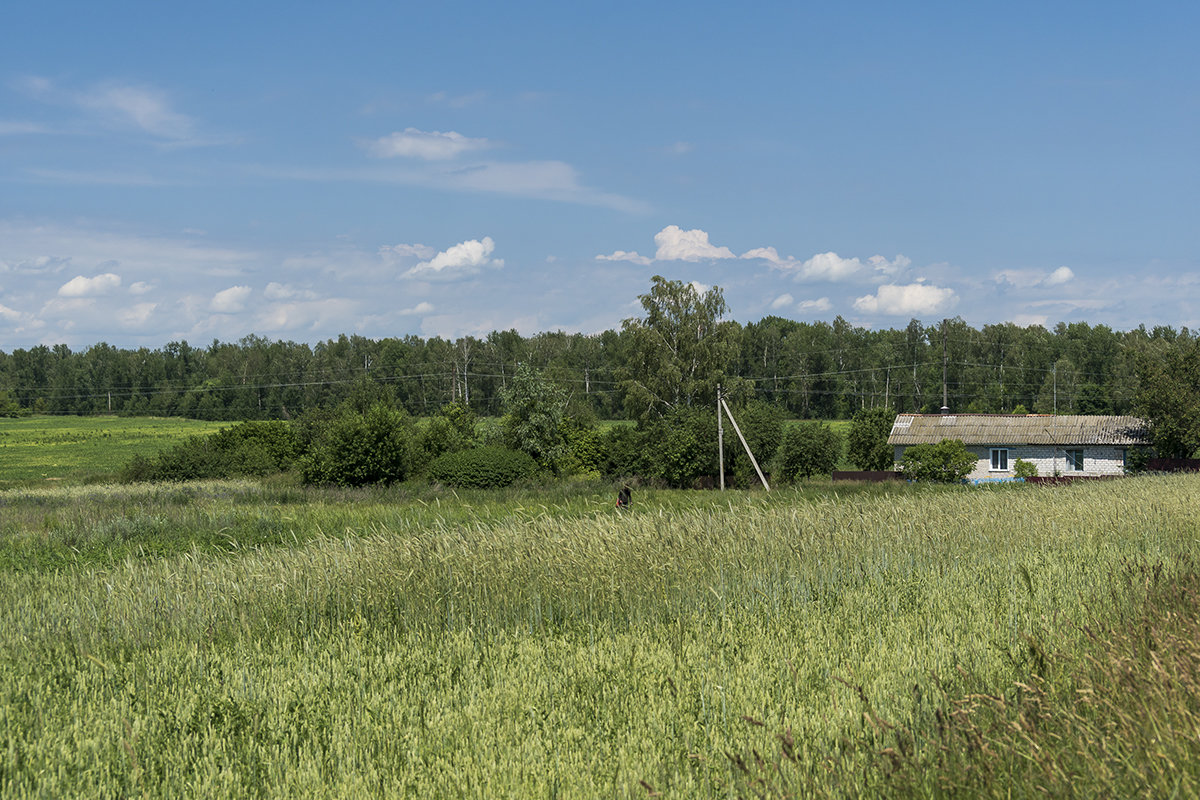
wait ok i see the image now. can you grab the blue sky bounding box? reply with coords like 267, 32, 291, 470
2, 1, 1198, 348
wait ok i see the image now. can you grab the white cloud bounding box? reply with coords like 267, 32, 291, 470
399, 301, 434, 315
1011, 313, 1050, 327
117, 302, 157, 327
253, 299, 358, 333
58, 273, 121, 297
80, 84, 195, 140
743, 249, 912, 283
654, 225, 736, 262
995, 265, 1077, 288
798, 252, 867, 281
1044, 266, 1075, 286
868, 254, 912, 277
0, 302, 28, 323
798, 297, 833, 313
404, 237, 501, 280
741, 246, 788, 265
366, 128, 491, 160
667, 141, 692, 155
128, 281, 154, 295
211, 285, 252, 313
853, 283, 957, 316
769, 293, 794, 310
263, 159, 647, 212
595, 250, 652, 266
688, 281, 711, 296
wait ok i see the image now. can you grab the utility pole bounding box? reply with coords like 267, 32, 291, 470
717, 384, 725, 491
941, 318, 949, 414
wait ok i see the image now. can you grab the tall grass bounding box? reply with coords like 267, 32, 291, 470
0, 476, 1197, 797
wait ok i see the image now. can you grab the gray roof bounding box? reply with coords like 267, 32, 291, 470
887, 414, 1150, 447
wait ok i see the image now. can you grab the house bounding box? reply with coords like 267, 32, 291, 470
887, 413, 1150, 480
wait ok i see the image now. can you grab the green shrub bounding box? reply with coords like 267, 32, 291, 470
301, 403, 417, 486
121, 420, 300, 482
899, 438, 975, 483
417, 415, 469, 470
562, 422, 605, 476
776, 422, 842, 481
501, 365, 568, 471
644, 407, 716, 488
427, 446, 537, 488
599, 424, 647, 479
847, 406, 896, 471
1013, 458, 1038, 479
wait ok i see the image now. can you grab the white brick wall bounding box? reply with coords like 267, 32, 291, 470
966, 445, 1127, 480
893, 444, 1128, 480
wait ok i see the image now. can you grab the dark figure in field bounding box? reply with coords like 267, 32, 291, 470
616, 485, 631, 509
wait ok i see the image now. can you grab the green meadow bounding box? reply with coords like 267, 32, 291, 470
0, 416, 228, 486
2, 466, 1198, 797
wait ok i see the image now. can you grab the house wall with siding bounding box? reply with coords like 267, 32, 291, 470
894, 444, 1129, 480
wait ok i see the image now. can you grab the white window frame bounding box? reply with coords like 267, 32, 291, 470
990, 448, 1010, 471
1066, 449, 1084, 471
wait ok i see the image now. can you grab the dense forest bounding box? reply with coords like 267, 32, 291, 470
0, 314, 1190, 421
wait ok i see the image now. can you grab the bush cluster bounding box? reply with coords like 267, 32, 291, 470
122, 420, 300, 482
899, 438, 975, 483
776, 422, 843, 481
427, 446, 536, 488
300, 403, 417, 487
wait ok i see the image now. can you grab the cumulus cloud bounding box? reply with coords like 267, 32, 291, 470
798, 297, 833, 313
995, 265, 1077, 288
595, 250, 652, 266
0, 302, 28, 323
399, 301, 434, 315
58, 273, 121, 297
867, 254, 912, 277
365, 128, 492, 160
654, 225, 737, 261
853, 283, 957, 316
128, 281, 154, 295
1044, 266, 1075, 286
743, 249, 912, 282
404, 237, 502, 280
798, 252, 866, 281
211, 285, 252, 313
770, 293, 794, 310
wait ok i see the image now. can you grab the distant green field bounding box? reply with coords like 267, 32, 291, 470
0, 416, 228, 485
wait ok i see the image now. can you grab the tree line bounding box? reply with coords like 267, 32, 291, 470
0, 277, 1195, 424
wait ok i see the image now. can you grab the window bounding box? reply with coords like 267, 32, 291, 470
1066, 449, 1084, 471
990, 448, 1009, 471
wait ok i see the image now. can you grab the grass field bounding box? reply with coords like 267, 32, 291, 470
0, 415, 228, 486
2, 470, 1198, 797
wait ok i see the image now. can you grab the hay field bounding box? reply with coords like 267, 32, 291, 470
1, 476, 1198, 797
